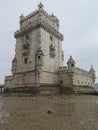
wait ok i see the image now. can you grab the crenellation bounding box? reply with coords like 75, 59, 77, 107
14, 19, 63, 40
43, 11, 59, 25
20, 14, 25, 23
20, 8, 59, 27
58, 66, 68, 73
20, 10, 39, 23
75, 67, 92, 77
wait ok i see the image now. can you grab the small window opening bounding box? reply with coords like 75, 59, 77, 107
71, 64, 74, 67
38, 56, 41, 59
50, 35, 53, 42
62, 54, 64, 60
25, 35, 29, 40
60, 81, 63, 84
21, 22, 23, 26
24, 58, 27, 64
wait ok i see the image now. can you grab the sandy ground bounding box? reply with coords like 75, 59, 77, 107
0, 95, 98, 130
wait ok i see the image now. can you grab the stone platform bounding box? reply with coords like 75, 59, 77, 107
3, 85, 98, 96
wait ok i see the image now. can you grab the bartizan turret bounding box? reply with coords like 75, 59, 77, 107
38, 2, 44, 12
67, 56, 76, 71
89, 65, 96, 83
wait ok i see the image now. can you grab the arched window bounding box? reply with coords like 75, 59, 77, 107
25, 35, 29, 40
38, 55, 41, 59
50, 35, 53, 42
71, 64, 74, 67
24, 58, 27, 64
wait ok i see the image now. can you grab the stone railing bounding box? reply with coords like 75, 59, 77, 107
58, 66, 67, 73
20, 10, 38, 23
58, 66, 92, 78
43, 11, 59, 26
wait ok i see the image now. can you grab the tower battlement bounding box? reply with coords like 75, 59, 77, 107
20, 3, 59, 26
14, 19, 63, 40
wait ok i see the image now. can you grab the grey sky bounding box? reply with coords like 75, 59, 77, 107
0, 0, 98, 83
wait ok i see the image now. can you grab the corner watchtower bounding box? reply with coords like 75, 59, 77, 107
38, 2, 44, 11
67, 56, 76, 70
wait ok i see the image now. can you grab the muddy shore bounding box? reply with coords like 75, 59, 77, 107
0, 95, 98, 130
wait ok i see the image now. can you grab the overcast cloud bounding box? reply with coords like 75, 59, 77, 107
0, 0, 98, 83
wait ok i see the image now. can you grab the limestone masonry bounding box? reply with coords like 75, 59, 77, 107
4, 3, 96, 89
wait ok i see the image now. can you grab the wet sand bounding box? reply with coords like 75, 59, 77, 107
0, 95, 98, 130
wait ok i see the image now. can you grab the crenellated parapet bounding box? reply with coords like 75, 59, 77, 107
20, 11, 59, 25
75, 67, 92, 78
15, 19, 63, 40
43, 12, 59, 26
20, 3, 59, 27
58, 66, 93, 78
16, 3, 62, 41
20, 10, 38, 23
58, 66, 68, 73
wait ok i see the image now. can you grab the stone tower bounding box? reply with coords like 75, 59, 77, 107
4, 3, 96, 92
5, 3, 63, 88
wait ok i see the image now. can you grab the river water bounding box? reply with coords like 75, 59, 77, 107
0, 95, 98, 130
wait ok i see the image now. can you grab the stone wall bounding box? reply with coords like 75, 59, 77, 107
15, 29, 39, 73
73, 73, 93, 87
39, 71, 58, 84
5, 76, 14, 88
58, 66, 94, 87
41, 28, 63, 73
58, 71, 73, 87
5, 72, 36, 88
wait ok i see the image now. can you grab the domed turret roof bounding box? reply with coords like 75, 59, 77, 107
38, 2, 44, 10
67, 56, 75, 64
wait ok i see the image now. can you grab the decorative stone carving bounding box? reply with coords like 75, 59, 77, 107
23, 42, 29, 50
14, 17, 63, 41
35, 48, 44, 66
22, 50, 29, 56
22, 35, 30, 56
50, 44, 55, 58
12, 56, 17, 74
